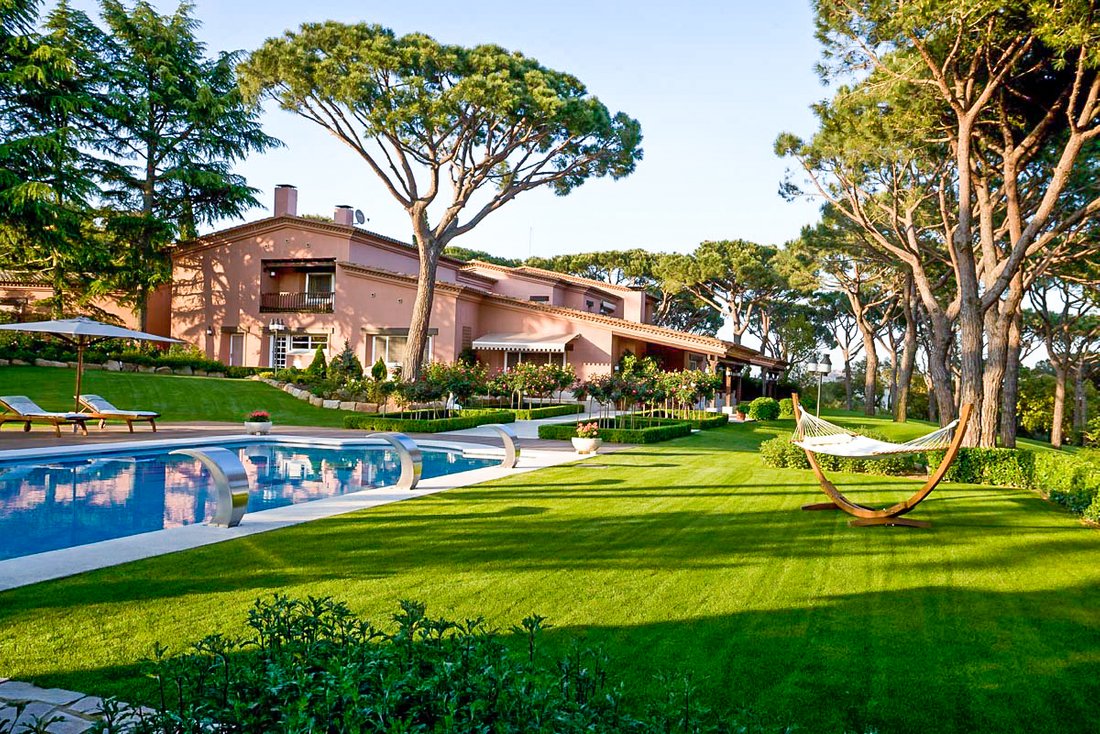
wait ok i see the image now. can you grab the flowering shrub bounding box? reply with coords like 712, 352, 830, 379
246, 410, 270, 422
576, 421, 601, 438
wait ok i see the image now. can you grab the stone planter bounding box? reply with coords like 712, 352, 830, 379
571, 437, 603, 455
244, 420, 273, 435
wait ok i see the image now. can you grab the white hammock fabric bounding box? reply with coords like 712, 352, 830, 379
792, 412, 960, 458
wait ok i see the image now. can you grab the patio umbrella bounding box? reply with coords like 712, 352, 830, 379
0, 317, 181, 412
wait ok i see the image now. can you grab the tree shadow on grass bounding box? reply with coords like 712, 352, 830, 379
2, 484, 1096, 615
19, 583, 1100, 734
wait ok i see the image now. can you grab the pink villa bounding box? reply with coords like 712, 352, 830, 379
1, 185, 785, 402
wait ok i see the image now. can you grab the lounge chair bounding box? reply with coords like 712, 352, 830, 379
0, 395, 90, 437
79, 394, 159, 432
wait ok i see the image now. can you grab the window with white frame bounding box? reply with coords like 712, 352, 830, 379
305, 272, 334, 294
289, 334, 329, 353
372, 335, 432, 368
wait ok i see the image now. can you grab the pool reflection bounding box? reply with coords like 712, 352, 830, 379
0, 444, 494, 560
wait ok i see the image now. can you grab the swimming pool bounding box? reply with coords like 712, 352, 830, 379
0, 441, 497, 561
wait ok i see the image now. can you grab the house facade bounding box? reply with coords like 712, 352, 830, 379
2, 185, 786, 402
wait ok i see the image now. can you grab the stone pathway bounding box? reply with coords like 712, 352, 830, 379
0, 680, 148, 733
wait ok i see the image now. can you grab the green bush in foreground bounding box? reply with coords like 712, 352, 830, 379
344, 409, 513, 433
748, 397, 780, 421
110, 595, 792, 734
538, 418, 692, 443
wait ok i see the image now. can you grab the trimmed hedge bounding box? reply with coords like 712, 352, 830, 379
927, 447, 1035, 487
538, 417, 692, 444
510, 403, 585, 420
765, 434, 1100, 522
759, 434, 923, 476
344, 409, 514, 433
641, 410, 729, 429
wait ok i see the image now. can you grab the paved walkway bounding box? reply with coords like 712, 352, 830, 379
0, 679, 148, 733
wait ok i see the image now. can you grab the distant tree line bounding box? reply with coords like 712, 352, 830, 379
776, 0, 1100, 447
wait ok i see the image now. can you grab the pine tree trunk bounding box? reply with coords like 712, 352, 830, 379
999, 312, 1023, 448
844, 355, 853, 411
979, 307, 1009, 447
1051, 363, 1068, 449
1073, 364, 1087, 438
402, 217, 441, 380
952, 126, 983, 446
927, 325, 957, 426
863, 339, 878, 416
895, 323, 916, 423
925, 371, 938, 423
895, 279, 917, 423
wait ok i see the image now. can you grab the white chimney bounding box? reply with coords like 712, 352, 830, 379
274, 184, 298, 217
334, 205, 354, 226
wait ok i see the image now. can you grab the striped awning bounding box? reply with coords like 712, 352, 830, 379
472, 333, 578, 352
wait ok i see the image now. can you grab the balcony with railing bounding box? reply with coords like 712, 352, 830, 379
260, 291, 335, 313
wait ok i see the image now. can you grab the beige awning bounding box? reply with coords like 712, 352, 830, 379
472, 333, 578, 352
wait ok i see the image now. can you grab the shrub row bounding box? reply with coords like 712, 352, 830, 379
538, 417, 692, 444
927, 446, 1100, 520
642, 409, 729, 429
759, 434, 924, 476
510, 403, 585, 420
343, 409, 513, 433
125, 595, 787, 734
763, 435, 1100, 522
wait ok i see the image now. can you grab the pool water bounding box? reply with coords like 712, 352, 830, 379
0, 442, 496, 560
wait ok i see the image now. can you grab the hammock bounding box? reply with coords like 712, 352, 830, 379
792, 411, 960, 458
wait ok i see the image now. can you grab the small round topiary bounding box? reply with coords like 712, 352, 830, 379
748, 396, 781, 421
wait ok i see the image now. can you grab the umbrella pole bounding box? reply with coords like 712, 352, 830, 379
74, 339, 84, 413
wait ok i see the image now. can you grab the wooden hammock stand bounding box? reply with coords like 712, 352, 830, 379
791, 393, 973, 528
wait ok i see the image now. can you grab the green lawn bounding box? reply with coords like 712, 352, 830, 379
1, 420, 1096, 733
0, 365, 354, 426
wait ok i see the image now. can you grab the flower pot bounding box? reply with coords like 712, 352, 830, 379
244, 420, 273, 435
571, 437, 602, 455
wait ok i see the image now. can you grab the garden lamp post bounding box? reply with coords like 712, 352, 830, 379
808, 354, 832, 417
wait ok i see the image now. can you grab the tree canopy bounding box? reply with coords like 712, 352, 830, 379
239, 22, 642, 377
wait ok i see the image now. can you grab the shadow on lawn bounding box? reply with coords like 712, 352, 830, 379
18, 582, 1100, 734
4, 481, 1095, 615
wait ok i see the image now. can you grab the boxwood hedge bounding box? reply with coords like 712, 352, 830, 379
639, 410, 728, 429
763, 434, 1100, 522
344, 409, 514, 433
538, 417, 692, 443
510, 403, 585, 420
759, 433, 924, 476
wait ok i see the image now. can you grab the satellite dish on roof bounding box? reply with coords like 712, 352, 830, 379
354, 209, 366, 225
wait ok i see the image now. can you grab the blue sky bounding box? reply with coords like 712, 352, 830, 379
67, 0, 828, 259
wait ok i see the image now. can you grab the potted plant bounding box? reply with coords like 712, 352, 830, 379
244, 409, 273, 435
571, 421, 602, 454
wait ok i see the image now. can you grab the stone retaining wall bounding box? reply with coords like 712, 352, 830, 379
261, 378, 448, 414
0, 358, 223, 377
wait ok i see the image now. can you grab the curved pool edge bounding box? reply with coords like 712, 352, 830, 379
0, 433, 498, 464
0, 440, 580, 593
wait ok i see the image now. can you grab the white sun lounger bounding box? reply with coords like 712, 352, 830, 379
0, 395, 90, 437
79, 394, 159, 432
